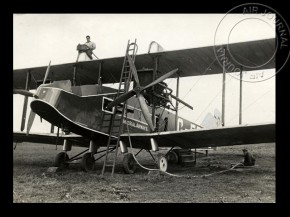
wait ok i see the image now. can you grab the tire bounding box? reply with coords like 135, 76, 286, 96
166, 150, 179, 164
172, 149, 182, 164
54, 152, 69, 169
81, 153, 95, 172
157, 153, 168, 172
123, 153, 137, 174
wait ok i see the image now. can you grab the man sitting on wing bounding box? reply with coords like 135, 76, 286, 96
77, 35, 97, 61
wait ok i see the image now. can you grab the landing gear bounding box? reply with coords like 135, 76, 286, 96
123, 153, 137, 174
157, 154, 168, 172
54, 152, 69, 169
166, 150, 179, 164
81, 153, 95, 172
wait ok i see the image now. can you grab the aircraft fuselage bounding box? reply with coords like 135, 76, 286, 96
30, 81, 200, 140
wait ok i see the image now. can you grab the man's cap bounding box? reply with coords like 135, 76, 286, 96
242, 149, 248, 152
86, 35, 90, 38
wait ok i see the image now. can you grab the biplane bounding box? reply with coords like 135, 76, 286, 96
13, 38, 276, 175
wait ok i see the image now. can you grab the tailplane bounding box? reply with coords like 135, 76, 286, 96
201, 108, 222, 128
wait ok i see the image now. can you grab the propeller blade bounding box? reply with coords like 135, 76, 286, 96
43, 60, 51, 84
106, 90, 136, 110
126, 54, 140, 87
137, 94, 154, 132
144, 68, 178, 90
170, 94, 193, 110
13, 89, 35, 98
26, 110, 36, 136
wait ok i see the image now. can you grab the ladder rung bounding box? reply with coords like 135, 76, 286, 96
114, 120, 123, 123
112, 123, 122, 126
111, 125, 121, 128
102, 119, 112, 122
113, 118, 122, 122
112, 124, 121, 127
112, 119, 123, 123
103, 114, 113, 117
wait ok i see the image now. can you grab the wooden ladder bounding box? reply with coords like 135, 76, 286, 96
101, 39, 138, 176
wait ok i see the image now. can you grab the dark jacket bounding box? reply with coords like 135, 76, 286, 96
244, 152, 255, 166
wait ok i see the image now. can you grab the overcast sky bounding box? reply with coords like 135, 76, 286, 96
13, 14, 275, 133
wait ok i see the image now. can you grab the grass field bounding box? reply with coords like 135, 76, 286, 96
13, 142, 275, 203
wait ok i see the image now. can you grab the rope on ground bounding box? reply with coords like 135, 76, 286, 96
201, 162, 243, 178
125, 116, 159, 172
125, 109, 243, 178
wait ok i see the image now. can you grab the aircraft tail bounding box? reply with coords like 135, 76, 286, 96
201, 108, 222, 129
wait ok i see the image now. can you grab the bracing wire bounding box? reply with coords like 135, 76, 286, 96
227, 87, 274, 125
177, 59, 218, 111
194, 74, 234, 123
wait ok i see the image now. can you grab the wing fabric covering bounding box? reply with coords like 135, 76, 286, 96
13, 38, 275, 90
120, 123, 275, 149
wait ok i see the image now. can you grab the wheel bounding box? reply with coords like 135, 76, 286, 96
123, 153, 137, 174
157, 154, 168, 172
166, 150, 179, 164
172, 149, 183, 164
54, 152, 69, 169
81, 153, 95, 172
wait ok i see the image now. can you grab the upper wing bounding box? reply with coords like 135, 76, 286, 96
13, 38, 275, 90
120, 123, 275, 149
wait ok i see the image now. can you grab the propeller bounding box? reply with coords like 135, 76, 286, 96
170, 94, 193, 110
43, 60, 51, 84
126, 54, 140, 86
26, 61, 51, 135
107, 68, 178, 110
13, 89, 38, 98
106, 55, 178, 132
137, 94, 154, 131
